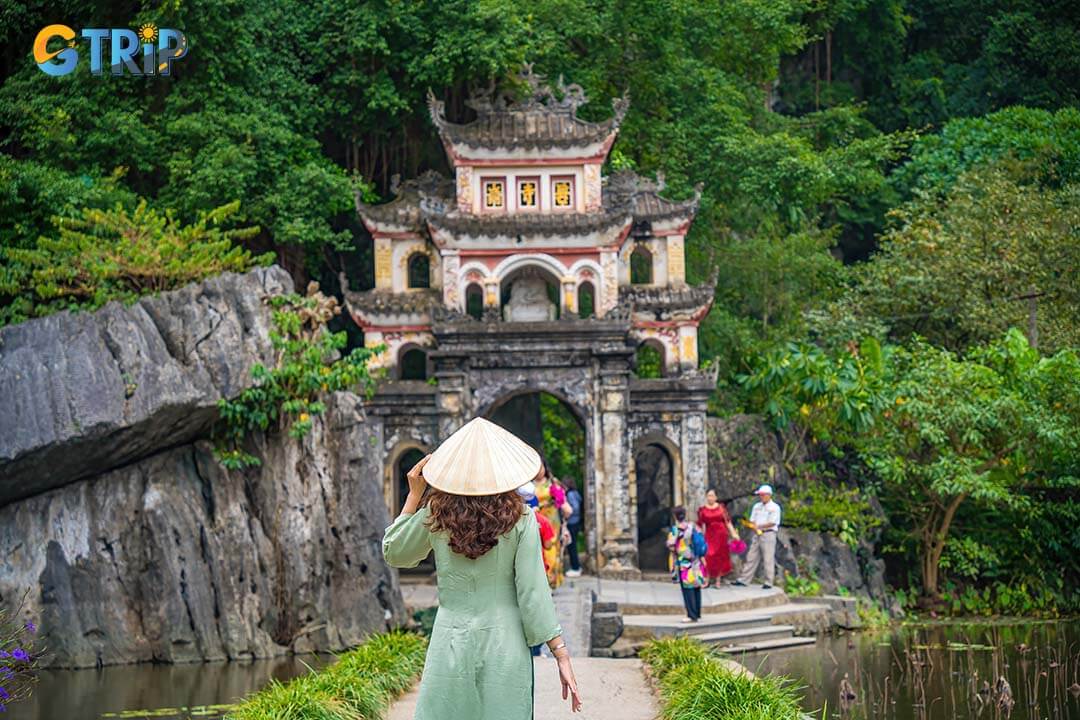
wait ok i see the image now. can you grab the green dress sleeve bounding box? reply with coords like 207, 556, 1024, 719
515, 508, 563, 647
382, 507, 433, 569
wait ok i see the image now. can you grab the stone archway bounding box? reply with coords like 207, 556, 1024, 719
635, 443, 675, 571
483, 388, 593, 572
386, 442, 434, 574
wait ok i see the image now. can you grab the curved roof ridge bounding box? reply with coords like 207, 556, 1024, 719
426, 65, 629, 152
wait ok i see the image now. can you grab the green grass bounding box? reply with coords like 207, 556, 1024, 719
640, 636, 807, 720
226, 631, 428, 720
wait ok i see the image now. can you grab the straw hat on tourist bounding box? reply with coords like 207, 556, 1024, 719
422, 417, 542, 496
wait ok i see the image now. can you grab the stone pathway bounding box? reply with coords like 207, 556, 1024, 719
387, 656, 659, 720
390, 576, 658, 719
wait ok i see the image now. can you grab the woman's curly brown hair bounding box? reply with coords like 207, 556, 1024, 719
425, 489, 524, 559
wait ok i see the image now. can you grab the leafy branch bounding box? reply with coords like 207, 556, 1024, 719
214, 283, 380, 469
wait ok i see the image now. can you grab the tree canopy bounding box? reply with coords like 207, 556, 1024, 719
2, 0, 1078, 613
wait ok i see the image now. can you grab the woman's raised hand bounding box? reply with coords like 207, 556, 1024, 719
401, 455, 431, 514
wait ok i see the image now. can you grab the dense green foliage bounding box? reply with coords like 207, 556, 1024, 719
641, 636, 806, 720
215, 289, 379, 469
539, 393, 586, 487
226, 631, 427, 720
782, 484, 881, 549
0, 200, 270, 325
2, 0, 1077, 614
750, 331, 1080, 611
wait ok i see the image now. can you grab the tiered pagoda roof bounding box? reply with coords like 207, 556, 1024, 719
427, 65, 629, 153
357, 169, 699, 238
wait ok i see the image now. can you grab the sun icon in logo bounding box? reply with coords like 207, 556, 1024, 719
138, 23, 158, 44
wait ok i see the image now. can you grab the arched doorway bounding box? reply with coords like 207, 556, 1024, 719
635, 340, 665, 378
393, 446, 434, 573
635, 443, 675, 571
407, 253, 431, 288
399, 346, 428, 380
486, 390, 589, 572
500, 266, 561, 321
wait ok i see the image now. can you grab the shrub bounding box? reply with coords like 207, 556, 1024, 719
226, 630, 427, 720
214, 285, 379, 469
783, 484, 881, 549
641, 636, 806, 720
0, 200, 272, 326
783, 569, 822, 598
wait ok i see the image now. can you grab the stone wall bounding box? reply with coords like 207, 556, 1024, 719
707, 415, 888, 601
0, 269, 405, 667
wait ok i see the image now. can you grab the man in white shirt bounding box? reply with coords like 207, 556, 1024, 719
732, 484, 781, 589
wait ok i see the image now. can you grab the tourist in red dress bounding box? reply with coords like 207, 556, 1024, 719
697, 488, 738, 586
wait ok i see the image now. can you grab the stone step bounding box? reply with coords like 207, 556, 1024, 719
622, 613, 773, 641
717, 635, 818, 654
621, 602, 832, 641
694, 624, 799, 646
618, 586, 790, 616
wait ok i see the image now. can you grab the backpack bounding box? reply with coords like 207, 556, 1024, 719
691, 527, 708, 559
672, 524, 708, 559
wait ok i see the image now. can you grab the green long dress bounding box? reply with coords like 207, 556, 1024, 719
382, 505, 562, 720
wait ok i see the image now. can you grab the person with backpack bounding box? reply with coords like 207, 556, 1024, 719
666, 506, 707, 623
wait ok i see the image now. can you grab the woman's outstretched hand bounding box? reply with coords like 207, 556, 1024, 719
401, 454, 431, 514
556, 655, 583, 712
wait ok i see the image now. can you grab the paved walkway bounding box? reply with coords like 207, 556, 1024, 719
391, 576, 659, 719
387, 656, 659, 720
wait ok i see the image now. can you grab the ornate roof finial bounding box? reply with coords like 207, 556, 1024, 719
426, 88, 448, 129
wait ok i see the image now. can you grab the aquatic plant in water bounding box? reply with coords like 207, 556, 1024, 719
0, 590, 44, 712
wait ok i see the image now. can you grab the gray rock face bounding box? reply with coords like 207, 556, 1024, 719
0, 392, 406, 668
706, 415, 888, 602
0, 267, 291, 505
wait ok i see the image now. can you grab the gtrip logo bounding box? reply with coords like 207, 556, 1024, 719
33, 23, 188, 76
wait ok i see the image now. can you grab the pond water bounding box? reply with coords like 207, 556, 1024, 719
752, 619, 1080, 720
4, 653, 335, 720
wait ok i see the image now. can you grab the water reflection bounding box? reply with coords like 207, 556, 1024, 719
751, 619, 1080, 720
6, 654, 334, 720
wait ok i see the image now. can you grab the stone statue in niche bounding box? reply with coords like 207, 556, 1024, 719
502, 271, 557, 322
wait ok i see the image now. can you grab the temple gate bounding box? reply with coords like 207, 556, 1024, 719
343, 67, 715, 578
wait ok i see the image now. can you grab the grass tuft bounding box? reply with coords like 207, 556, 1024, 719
226, 631, 427, 720
641, 636, 807, 720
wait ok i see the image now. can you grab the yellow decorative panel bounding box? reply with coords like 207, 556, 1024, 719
682, 334, 697, 364
553, 179, 573, 208
668, 236, 686, 284
374, 239, 393, 289
483, 180, 504, 209
519, 180, 537, 208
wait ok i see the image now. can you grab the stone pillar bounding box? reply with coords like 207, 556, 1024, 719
594, 358, 639, 579
483, 278, 499, 308
584, 163, 603, 211
442, 250, 460, 308
434, 356, 469, 441
561, 275, 577, 315
682, 411, 708, 509
456, 165, 474, 212
599, 250, 619, 317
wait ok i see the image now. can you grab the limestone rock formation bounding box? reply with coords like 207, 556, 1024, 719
0, 393, 406, 668
0, 266, 291, 505
0, 268, 405, 668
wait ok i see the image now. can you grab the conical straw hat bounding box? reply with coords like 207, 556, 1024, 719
422, 417, 542, 496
